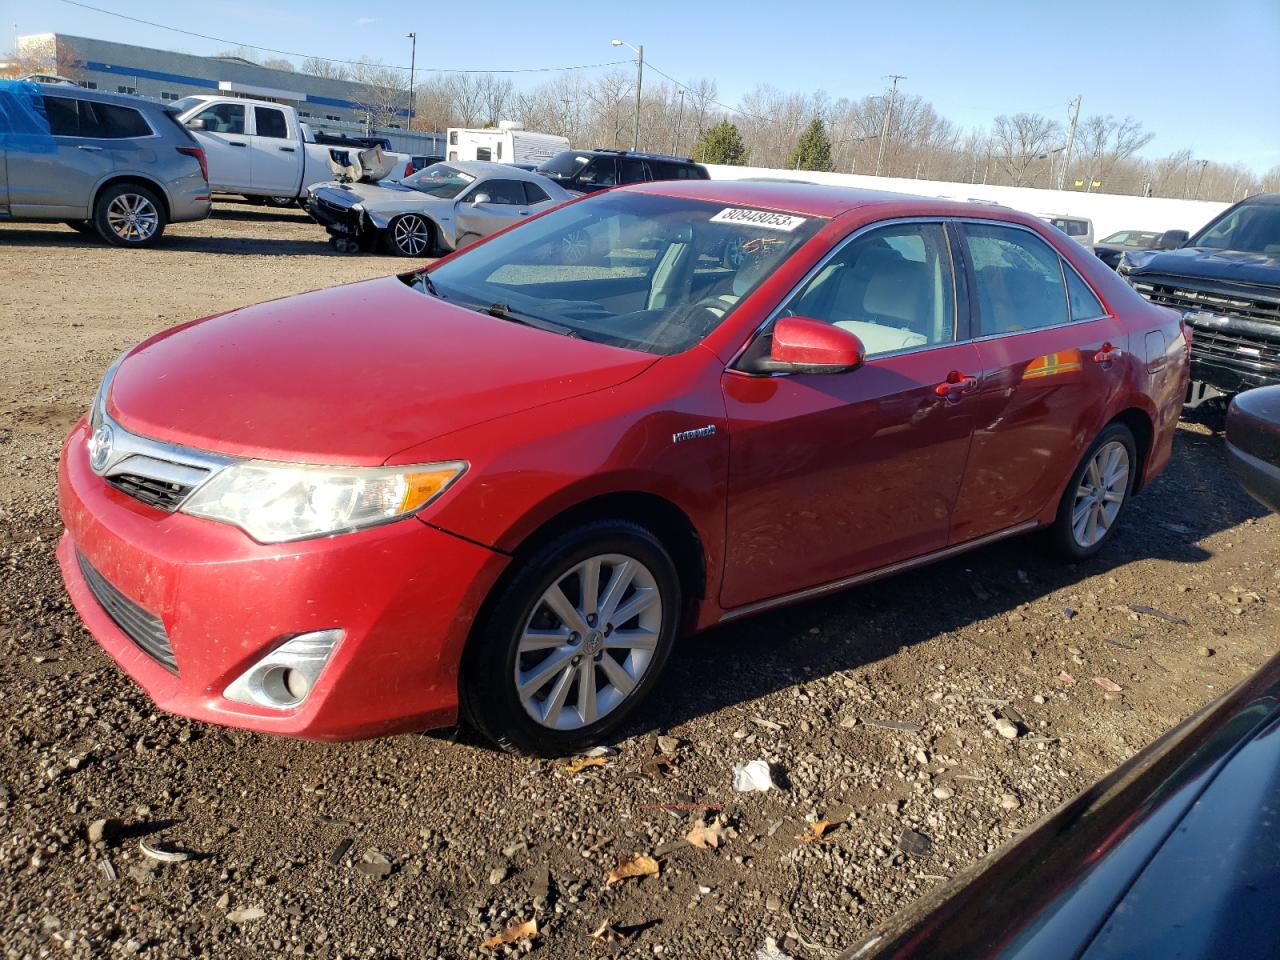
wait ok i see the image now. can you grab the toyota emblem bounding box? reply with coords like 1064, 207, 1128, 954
88, 424, 114, 474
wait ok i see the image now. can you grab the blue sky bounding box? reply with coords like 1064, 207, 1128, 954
6, 0, 1279, 172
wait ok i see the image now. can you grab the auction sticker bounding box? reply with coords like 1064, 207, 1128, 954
709, 208, 807, 231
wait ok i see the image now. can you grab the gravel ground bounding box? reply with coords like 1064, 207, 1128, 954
2, 205, 1278, 959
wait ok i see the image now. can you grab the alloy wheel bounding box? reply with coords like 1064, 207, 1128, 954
106, 193, 159, 243
391, 216, 432, 256
1071, 440, 1130, 548
515, 553, 662, 730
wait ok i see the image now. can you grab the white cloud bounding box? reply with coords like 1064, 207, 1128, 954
356, 16, 383, 26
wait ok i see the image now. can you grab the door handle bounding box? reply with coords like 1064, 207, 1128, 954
1093, 342, 1124, 365
934, 371, 978, 400
279, 146, 296, 152
77, 145, 103, 152
518, 210, 530, 216
229, 141, 247, 147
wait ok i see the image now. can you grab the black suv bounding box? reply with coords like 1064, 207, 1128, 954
535, 149, 709, 194
1120, 193, 1280, 408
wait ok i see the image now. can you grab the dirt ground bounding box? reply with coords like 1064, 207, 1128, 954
1, 205, 1277, 959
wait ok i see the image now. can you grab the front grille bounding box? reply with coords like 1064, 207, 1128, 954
1188, 327, 1280, 371
76, 551, 177, 673
107, 473, 195, 511
1129, 276, 1280, 326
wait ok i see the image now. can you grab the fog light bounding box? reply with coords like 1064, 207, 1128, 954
223, 630, 343, 710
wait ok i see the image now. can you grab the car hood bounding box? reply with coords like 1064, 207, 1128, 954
311, 181, 444, 213
1123, 246, 1280, 288
107, 276, 658, 464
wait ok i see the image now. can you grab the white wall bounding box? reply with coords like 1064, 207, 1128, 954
703, 164, 1228, 240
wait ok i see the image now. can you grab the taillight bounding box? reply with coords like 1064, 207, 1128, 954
177, 146, 208, 184
405, 160, 414, 178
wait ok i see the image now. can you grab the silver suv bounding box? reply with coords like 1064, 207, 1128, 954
0, 80, 210, 246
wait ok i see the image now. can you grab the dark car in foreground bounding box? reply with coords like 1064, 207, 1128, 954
1226, 385, 1280, 511
1121, 193, 1280, 407
0, 79, 210, 246
58, 181, 1186, 755
1093, 228, 1162, 270
844, 649, 1280, 960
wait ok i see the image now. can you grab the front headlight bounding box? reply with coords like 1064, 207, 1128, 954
181, 460, 466, 543
89, 351, 130, 431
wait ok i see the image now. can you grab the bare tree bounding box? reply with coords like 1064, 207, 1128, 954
4, 36, 85, 81
260, 57, 296, 72
299, 57, 350, 81
349, 59, 408, 128
992, 113, 1062, 186
1075, 114, 1155, 192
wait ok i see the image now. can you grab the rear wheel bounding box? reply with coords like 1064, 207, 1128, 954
1050, 423, 1136, 559
266, 196, 298, 208
461, 520, 680, 756
93, 184, 166, 247
382, 214, 435, 257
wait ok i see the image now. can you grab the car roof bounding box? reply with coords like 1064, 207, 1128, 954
34, 82, 167, 111
617, 177, 1044, 225
446, 160, 551, 181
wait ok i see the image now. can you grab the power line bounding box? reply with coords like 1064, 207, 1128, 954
50, 0, 631, 74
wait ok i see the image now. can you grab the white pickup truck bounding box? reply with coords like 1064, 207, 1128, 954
171, 95, 408, 203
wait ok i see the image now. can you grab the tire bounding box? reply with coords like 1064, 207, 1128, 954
382, 214, 435, 257
64, 220, 96, 235
1049, 423, 1137, 560
461, 520, 681, 756
266, 196, 297, 208
93, 184, 166, 247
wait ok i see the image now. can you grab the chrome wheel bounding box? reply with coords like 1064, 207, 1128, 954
390, 215, 432, 256
515, 553, 662, 731
1071, 440, 1130, 548
106, 193, 159, 243
561, 228, 590, 263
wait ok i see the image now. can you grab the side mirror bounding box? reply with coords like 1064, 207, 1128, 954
1158, 229, 1189, 250
749, 316, 865, 375
184, 118, 206, 131
471, 193, 491, 205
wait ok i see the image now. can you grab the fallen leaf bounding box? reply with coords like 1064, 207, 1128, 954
686, 819, 727, 850
795, 819, 838, 843
1057, 671, 1076, 685
564, 756, 608, 775
641, 756, 676, 780
591, 919, 627, 944
606, 853, 660, 885
1093, 676, 1123, 693
480, 918, 537, 950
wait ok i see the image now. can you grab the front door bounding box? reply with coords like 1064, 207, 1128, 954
455, 179, 531, 240
187, 102, 250, 192
720, 220, 981, 609
949, 221, 1131, 543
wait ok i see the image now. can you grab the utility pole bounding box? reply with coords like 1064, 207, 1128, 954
406, 33, 417, 131
672, 88, 685, 155
611, 40, 644, 151
874, 75, 905, 177
1195, 159, 1209, 199
1057, 94, 1081, 190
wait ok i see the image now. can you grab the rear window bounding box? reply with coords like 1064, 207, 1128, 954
92, 102, 152, 138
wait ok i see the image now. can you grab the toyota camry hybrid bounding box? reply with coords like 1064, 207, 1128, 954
57, 180, 1189, 755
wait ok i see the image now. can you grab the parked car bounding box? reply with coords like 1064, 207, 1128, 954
535, 149, 709, 195
1121, 193, 1280, 408
1093, 228, 1163, 270
446, 122, 569, 166
1226, 385, 1280, 511
57, 181, 1187, 755
304, 160, 571, 256
0, 79, 210, 246
401, 154, 445, 179
171, 95, 409, 204
1038, 213, 1094, 250
844, 648, 1280, 960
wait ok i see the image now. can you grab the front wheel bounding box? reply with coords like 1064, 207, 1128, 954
461, 520, 681, 756
382, 214, 435, 257
93, 184, 166, 247
1049, 423, 1137, 559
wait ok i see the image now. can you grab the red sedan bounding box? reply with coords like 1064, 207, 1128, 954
57, 181, 1189, 755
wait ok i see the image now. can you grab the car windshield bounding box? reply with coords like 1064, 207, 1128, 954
420, 191, 826, 355
402, 164, 476, 198
1102, 231, 1161, 247
1192, 203, 1280, 256
170, 96, 205, 115
536, 152, 592, 180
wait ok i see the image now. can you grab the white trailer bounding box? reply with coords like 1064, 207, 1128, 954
445, 121, 569, 166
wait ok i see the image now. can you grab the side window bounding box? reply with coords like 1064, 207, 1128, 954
580, 157, 617, 186
785, 222, 956, 357
254, 107, 288, 139
193, 103, 245, 135
1063, 261, 1106, 321
619, 157, 647, 183
94, 103, 151, 138
523, 181, 551, 205
648, 160, 677, 180
476, 146, 492, 162
495, 142, 503, 160
965, 223, 1069, 335
43, 96, 80, 136
475, 180, 526, 205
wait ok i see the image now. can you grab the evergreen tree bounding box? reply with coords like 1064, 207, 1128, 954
787, 118, 834, 172
691, 120, 749, 165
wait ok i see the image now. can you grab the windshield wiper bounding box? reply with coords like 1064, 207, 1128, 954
416, 270, 444, 299
482, 302, 577, 337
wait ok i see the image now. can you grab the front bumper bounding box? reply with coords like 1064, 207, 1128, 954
305, 193, 366, 238
57, 417, 509, 741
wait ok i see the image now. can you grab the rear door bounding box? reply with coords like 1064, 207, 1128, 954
186, 101, 250, 191
248, 105, 299, 195
83, 99, 161, 185
949, 220, 1130, 543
